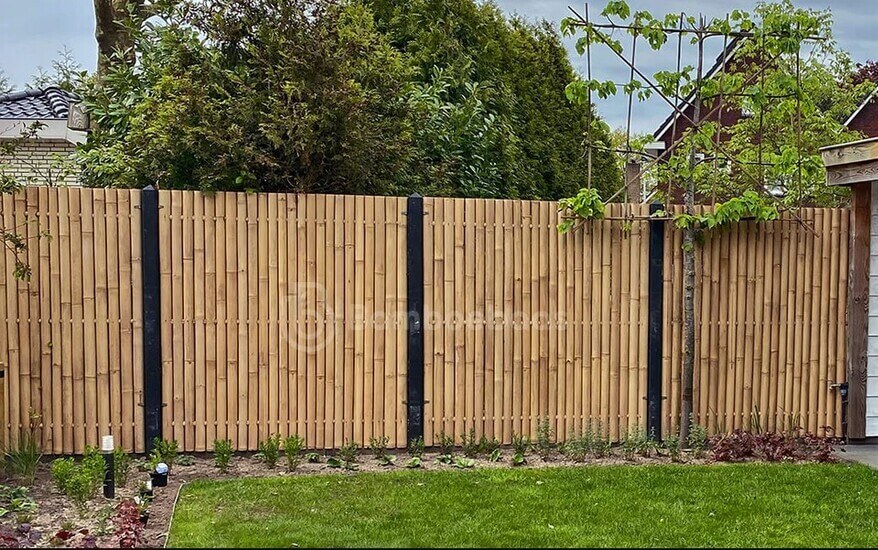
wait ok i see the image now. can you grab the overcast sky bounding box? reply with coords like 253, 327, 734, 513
1, 1, 876, 134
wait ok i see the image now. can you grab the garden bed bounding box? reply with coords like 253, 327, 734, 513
0, 428, 851, 547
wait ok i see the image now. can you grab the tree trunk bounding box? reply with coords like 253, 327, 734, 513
93, 0, 145, 77
680, 22, 705, 445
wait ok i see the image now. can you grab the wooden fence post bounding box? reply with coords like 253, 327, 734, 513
141, 186, 163, 451
405, 194, 425, 445
647, 203, 665, 440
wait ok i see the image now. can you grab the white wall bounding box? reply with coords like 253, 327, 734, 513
867, 181, 878, 435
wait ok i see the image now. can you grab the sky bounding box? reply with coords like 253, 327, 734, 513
1, 1, 876, 134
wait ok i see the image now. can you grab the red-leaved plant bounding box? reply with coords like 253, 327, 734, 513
113, 500, 144, 549
710, 430, 841, 463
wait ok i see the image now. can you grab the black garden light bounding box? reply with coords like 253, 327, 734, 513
101, 435, 115, 499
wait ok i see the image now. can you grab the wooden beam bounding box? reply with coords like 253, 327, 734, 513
821, 137, 878, 167
847, 182, 869, 439
825, 159, 878, 187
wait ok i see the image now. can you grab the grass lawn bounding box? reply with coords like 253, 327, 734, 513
168, 463, 878, 548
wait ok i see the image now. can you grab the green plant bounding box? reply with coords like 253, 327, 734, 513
67, 467, 100, 510
453, 457, 475, 469
369, 436, 389, 460
405, 457, 422, 469
536, 418, 554, 460
150, 437, 179, 468
511, 433, 530, 456
258, 434, 282, 468
511, 453, 527, 466
408, 436, 424, 458
285, 435, 305, 471
478, 435, 500, 456
461, 429, 479, 458
51, 457, 76, 493
489, 448, 502, 462
664, 434, 682, 462
437, 431, 455, 456
558, 188, 606, 232
82, 446, 106, 488
213, 439, 233, 472
5, 413, 42, 484
436, 454, 454, 465
306, 452, 322, 463
114, 447, 131, 487
176, 454, 196, 466
336, 440, 359, 468
687, 416, 709, 458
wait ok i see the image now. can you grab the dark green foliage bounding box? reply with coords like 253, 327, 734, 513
150, 437, 179, 468
535, 419, 553, 460
50, 449, 105, 510
369, 436, 390, 460
477, 435, 500, 456
80, 0, 619, 199
511, 433, 530, 456
114, 446, 132, 487
336, 440, 360, 466
436, 431, 455, 456
213, 439, 233, 472
407, 437, 424, 458
460, 429, 479, 458
4, 414, 41, 484
258, 435, 282, 468
285, 435, 306, 471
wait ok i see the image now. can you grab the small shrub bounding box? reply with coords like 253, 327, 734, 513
149, 438, 179, 468
50, 458, 76, 493
511, 432, 530, 456
511, 452, 526, 466
284, 435, 305, 471
437, 431, 455, 456
460, 429, 479, 458
213, 439, 232, 472
562, 433, 587, 463
407, 436, 424, 458
82, 446, 106, 488
488, 448, 502, 462
306, 452, 322, 463
369, 436, 389, 460
664, 434, 682, 462
335, 439, 359, 469
709, 430, 841, 463
66, 467, 100, 510
623, 425, 656, 458
113, 447, 131, 487
405, 457, 422, 469
687, 417, 708, 458
5, 413, 42, 484
478, 435, 500, 456
536, 418, 553, 460
436, 454, 454, 465
258, 434, 281, 468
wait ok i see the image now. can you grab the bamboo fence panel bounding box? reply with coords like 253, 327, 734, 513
0, 190, 849, 453
0, 188, 143, 453
662, 206, 849, 436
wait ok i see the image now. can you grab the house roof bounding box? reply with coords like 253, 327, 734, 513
653, 37, 744, 141
0, 87, 80, 120
844, 85, 878, 128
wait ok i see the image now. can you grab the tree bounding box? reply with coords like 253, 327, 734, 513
79, 0, 620, 198
562, 0, 849, 442
0, 70, 11, 94
80, 0, 415, 193
28, 47, 88, 92
369, 0, 620, 199
93, 0, 146, 77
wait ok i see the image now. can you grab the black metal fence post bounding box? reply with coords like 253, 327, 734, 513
647, 202, 665, 440
405, 194, 425, 445
141, 185, 163, 452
